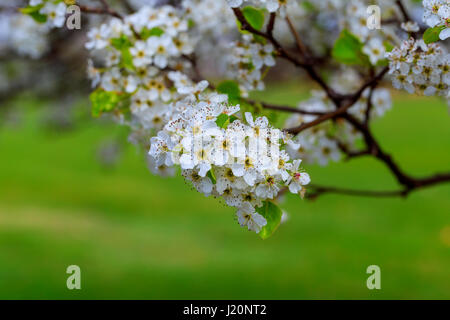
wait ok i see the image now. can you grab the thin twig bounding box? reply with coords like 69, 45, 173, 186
246, 100, 325, 116
307, 184, 407, 199
395, 0, 412, 22
79, 4, 123, 20
266, 12, 276, 37
285, 15, 308, 58
232, 8, 338, 101
284, 67, 389, 134
364, 84, 375, 126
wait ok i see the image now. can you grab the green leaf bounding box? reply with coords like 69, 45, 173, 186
383, 40, 395, 53
215, 113, 230, 128
110, 36, 132, 50
141, 27, 165, 39
206, 169, 216, 185
217, 80, 241, 104
90, 89, 121, 117
332, 30, 370, 66
423, 25, 446, 44
29, 11, 47, 23
242, 6, 265, 31
110, 36, 135, 71
256, 201, 283, 240
120, 48, 135, 71
229, 115, 239, 123
20, 5, 47, 24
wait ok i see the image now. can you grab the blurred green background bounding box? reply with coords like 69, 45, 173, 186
0, 83, 449, 299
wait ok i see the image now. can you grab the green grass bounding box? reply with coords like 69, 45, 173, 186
0, 84, 449, 299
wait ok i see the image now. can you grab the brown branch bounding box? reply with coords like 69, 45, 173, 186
308, 171, 450, 200
341, 113, 450, 193
364, 83, 375, 126
120, 0, 135, 14
284, 67, 389, 134
395, 0, 412, 22
267, 12, 276, 37
284, 101, 352, 134
333, 138, 370, 161
232, 8, 338, 101
285, 15, 308, 58
394, 0, 423, 37
233, 8, 301, 65
307, 184, 407, 199
245, 100, 325, 116
79, 3, 123, 20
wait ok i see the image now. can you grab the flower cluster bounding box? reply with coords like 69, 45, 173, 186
149, 85, 310, 233
386, 38, 449, 96
86, 5, 197, 140
27, 0, 68, 28
423, 0, 450, 40
227, 34, 276, 94
81, 3, 314, 235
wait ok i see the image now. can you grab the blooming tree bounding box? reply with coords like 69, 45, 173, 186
11, 0, 450, 238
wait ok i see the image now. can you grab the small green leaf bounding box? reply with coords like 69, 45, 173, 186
29, 11, 47, 23
90, 89, 121, 117
20, 5, 42, 14
141, 27, 165, 39
256, 201, 283, 240
110, 36, 135, 70
332, 30, 370, 66
242, 6, 265, 31
20, 5, 47, 23
207, 169, 217, 185
215, 113, 230, 128
383, 40, 394, 53
423, 25, 446, 44
120, 48, 135, 71
217, 80, 241, 104
229, 115, 239, 123
110, 36, 132, 50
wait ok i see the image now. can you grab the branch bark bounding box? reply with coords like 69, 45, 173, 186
79, 0, 123, 20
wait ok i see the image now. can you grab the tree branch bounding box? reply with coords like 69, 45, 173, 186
285, 14, 309, 58
395, 0, 412, 22
284, 67, 389, 134
79, 0, 123, 20
246, 99, 325, 116
266, 12, 276, 37
342, 113, 450, 193
307, 184, 407, 199
308, 171, 450, 200
232, 8, 338, 102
